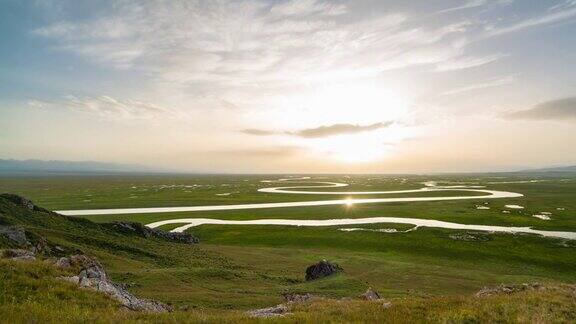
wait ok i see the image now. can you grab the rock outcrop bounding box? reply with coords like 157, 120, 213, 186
305, 260, 342, 281
60, 254, 172, 312
0, 224, 51, 256
1, 238, 171, 312
105, 221, 199, 244
0, 194, 46, 212
0, 225, 28, 246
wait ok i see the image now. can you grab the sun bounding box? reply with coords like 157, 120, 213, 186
300, 82, 409, 126
256, 80, 415, 163
294, 82, 413, 163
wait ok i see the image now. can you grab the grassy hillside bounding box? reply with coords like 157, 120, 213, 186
2, 259, 576, 323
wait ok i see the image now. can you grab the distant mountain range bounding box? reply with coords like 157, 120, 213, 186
0, 159, 168, 175
519, 165, 576, 173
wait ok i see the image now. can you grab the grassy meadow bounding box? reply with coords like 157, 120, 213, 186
1, 172, 575, 312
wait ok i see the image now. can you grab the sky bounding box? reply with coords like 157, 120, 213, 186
1, 0, 575, 173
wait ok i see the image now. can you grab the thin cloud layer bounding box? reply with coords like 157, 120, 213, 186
484, 4, 576, 37
434, 53, 508, 72
293, 122, 393, 138
506, 97, 576, 121
441, 75, 515, 95
28, 95, 176, 120
242, 122, 393, 138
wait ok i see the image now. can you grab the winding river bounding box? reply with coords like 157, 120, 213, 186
56, 178, 576, 240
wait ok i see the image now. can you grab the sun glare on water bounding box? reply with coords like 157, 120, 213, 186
345, 197, 355, 207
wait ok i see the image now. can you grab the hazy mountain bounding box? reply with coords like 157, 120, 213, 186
0, 159, 167, 175
519, 165, 576, 173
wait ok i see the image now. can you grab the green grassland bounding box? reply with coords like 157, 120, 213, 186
3, 260, 576, 323
1, 173, 576, 322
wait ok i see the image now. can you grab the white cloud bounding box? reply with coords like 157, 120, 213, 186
434, 53, 508, 71
436, 0, 513, 14
437, 0, 488, 14
270, 0, 346, 17
441, 75, 515, 95
485, 5, 576, 37
28, 95, 178, 120
32, 1, 474, 87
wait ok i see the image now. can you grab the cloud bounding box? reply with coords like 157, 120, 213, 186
437, 0, 488, 14
505, 96, 576, 121
292, 122, 393, 138
28, 95, 177, 120
242, 122, 393, 138
210, 146, 303, 158
31, 0, 474, 87
441, 75, 515, 95
436, 0, 513, 14
434, 53, 508, 71
241, 129, 277, 136
270, 0, 346, 17
484, 5, 576, 37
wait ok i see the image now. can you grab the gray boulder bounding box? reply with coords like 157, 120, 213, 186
305, 260, 342, 281
0, 225, 29, 246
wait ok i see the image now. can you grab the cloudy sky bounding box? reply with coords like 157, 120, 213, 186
1, 0, 575, 173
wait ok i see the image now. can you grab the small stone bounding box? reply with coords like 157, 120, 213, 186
55, 257, 71, 268
359, 287, 381, 300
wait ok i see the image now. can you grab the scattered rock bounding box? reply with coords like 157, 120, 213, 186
359, 287, 380, 300
475, 283, 543, 298
305, 260, 342, 281
30, 236, 50, 255
282, 293, 314, 303
44, 256, 72, 268
105, 221, 199, 244
449, 232, 491, 242
247, 304, 289, 318
2, 248, 35, 261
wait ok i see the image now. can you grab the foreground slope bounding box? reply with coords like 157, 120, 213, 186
1, 194, 576, 323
